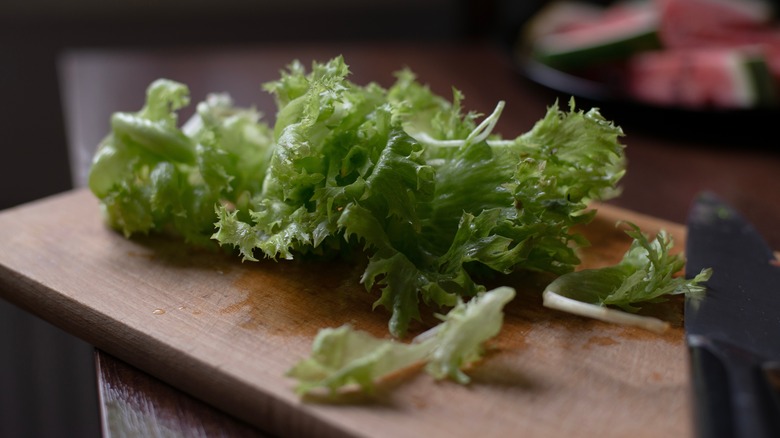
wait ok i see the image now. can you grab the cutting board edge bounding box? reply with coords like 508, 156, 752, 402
0, 255, 368, 438
0, 190, 376, 437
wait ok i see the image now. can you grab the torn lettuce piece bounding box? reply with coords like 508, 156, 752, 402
287, 326, 430, 396
423, 285, 515, 384
542, 222, 712, 332
288, 286, 516, 395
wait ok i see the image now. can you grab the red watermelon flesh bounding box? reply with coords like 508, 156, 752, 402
624, 50, 683, 107
524, 0, 780, 108
625, 47, 771, 108
656, 0, 780, 81
657, 0, 773, 47
536, 1, 658, 49
655, 0, 775, 48
524, 1, 605, 39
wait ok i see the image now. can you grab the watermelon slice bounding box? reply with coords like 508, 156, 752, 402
657, 0, 780, 83
531, 0, 662, 70
657, 0, 775, 48
624, 46, 777, 108
522, 0, 780, 109
523, 1, 606, 40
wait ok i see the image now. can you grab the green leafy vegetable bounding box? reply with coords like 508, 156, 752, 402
214, 58, 626, 337
89, 56, 627, 338
87, 56, 712, 397
287, 286, 515, 395
542, 222, 712, 332
89, 80, 274, 245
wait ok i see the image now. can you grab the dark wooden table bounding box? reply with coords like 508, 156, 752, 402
58, 41, 780, 437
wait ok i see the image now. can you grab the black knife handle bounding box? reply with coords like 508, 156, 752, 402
689, 337, 780, 438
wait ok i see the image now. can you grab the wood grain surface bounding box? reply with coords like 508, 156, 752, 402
94, 350, 264, 437
0, 188, 692, 438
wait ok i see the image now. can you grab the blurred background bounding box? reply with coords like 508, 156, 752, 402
6, 0, 779, 435
0, 1, 544, 436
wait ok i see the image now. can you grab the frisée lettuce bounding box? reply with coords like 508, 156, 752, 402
87, 56, 712, 394
89, 56, 627, 338
212, 57, 627, 338
89, 80, 274, 246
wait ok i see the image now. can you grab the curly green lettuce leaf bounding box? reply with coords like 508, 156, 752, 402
363, 99, 625, 337
542, 222, 712, 332
88, 79, 273, 245
287, 286, 515, 395
214, 56, 397, 260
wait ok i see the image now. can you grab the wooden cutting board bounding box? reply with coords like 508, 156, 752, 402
0, 189, 693, 438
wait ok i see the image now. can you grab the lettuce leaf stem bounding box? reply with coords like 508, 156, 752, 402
542, 290, 670, 333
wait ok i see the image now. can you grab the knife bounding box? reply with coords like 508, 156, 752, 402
685, 192, 780, 438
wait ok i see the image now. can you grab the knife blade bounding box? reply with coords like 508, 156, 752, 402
685, 192, 780, 438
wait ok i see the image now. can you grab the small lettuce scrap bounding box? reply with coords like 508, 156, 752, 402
542, 222, 712, 332
287, 286, 515, 395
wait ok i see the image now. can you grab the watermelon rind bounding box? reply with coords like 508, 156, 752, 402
531, 2, 662, 70
740, 51, 777, 107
